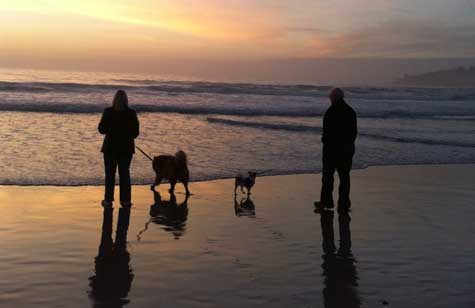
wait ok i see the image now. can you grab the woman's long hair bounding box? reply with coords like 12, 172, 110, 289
112, 90, 129, 111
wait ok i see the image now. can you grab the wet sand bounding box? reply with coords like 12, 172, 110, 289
0, 164, 474, 307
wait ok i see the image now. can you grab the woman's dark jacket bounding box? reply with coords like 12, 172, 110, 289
98, 107, 140, 154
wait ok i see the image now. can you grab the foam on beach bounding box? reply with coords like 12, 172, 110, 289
0, 68, 474, 186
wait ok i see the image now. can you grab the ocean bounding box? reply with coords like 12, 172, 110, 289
0, 68, 474, 186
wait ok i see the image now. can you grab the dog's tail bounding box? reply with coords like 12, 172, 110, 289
175, 150, 187, 166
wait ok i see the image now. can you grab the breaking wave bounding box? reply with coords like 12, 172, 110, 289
1, 80, 475, 101
207, 117, 475, 148
1, 102, 474, 121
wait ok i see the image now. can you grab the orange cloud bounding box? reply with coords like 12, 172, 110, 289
304, 19, 475, 58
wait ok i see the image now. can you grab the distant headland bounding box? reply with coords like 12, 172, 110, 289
396, 66, 475, 87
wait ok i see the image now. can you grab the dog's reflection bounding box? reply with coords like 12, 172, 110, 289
89, 208, 133, 308
138, 191, 189, 241
234, 195, 256, 218
318, 209, 361, 308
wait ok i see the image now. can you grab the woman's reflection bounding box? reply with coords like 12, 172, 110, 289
89, 208, 133, 307
319, 210, 361, 308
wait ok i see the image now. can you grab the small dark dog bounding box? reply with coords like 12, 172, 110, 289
151, 150, 191, 195
234, 171, 257, 195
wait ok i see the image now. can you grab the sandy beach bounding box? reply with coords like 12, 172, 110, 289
0, 164, 474, 307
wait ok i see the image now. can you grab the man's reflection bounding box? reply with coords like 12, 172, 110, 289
319, 209, 361, 308
89, 208, 133, 308
234, 195, 256, 218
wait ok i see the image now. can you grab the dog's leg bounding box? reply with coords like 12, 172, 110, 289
169, 180, 176, 194
151, 176, 162, 191
184, 182, 191, 196
247, 187, 251, 195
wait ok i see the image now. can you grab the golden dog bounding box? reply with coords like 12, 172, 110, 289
150, 150, 190, 195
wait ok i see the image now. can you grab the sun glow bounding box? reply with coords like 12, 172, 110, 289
0, 0, 278, 41
1, 0, 472, 70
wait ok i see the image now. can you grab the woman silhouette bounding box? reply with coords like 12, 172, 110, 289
98, 90, 140, 207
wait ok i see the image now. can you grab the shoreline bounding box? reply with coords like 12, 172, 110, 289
0, 162, 474, 187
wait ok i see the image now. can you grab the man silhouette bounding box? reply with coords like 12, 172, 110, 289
315, 88, 357, 211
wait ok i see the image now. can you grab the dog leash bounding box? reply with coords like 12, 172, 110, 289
136, 145, 275, 177
136, 146, 153, 161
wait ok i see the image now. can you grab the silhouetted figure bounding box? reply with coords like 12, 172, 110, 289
98, 90, 140, 208
316, 88, 357, 211
319, 210, 360, 308
137, 191, 189, 241
89, 207, 134, 308
234, 195, 256, 217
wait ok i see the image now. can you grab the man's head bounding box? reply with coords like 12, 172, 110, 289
329, 87, 344, 105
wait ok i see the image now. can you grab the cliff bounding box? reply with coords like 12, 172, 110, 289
396, 66, 475, 87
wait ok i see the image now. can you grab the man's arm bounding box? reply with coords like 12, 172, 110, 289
351, 110, 357, 143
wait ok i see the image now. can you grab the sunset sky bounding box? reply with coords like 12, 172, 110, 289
1, 0, 475, 71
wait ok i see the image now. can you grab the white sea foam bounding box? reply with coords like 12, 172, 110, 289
0, 68, 474, 185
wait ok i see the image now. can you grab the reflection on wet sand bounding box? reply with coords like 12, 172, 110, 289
234, 195, 256, 218
318, 209, 361, 308
138, 191, 189, 241
89, 208, 133, 308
